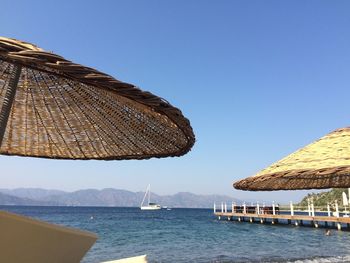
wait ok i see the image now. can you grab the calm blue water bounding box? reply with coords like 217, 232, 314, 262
1, 206, 350, 263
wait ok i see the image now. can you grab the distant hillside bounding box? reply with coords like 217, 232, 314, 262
44, 189, 145, 207
298, 188, 349, 208
0, 188, 66, 200
0, 188, 240, 208
0, 192, 53, 206
153, 192, 239, 208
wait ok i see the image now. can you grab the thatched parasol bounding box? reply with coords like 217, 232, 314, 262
234, 127, 350, 191
0, 37, 195, 262
0, 37, 195, 160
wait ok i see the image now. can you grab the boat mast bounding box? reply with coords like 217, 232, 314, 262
140, 184, 149, 207
148, 184, 151, 205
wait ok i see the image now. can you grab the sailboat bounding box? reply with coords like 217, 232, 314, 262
140, 184, 161, 210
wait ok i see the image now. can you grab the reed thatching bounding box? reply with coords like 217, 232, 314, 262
0, 37, 195, 160
233, 128, 350, 191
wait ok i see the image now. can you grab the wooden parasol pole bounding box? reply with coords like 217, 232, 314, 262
0, 64, 22, 146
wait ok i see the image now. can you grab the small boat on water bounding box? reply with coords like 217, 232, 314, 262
140, 184, 161, 210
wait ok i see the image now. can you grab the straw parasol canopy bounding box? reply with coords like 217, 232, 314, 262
0, 37, 195, 160
234, 127, 350, 191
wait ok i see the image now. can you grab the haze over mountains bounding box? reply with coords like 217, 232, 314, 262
0, 188, 240, 208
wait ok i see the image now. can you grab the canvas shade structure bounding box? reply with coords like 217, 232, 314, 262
0, 37, 195, 160
234, 127, 350, 191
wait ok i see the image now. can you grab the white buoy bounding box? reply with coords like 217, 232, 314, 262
337, 223, 342, 230
295, 221, 299, 226
260, 218, 264, 224
290, 201, 294, 216
272, 201, 276, 215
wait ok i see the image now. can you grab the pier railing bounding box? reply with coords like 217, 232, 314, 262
213, 201, 350, 230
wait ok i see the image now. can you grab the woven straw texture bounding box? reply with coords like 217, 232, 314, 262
0, 37, 195, 160
234, 128, 350, 191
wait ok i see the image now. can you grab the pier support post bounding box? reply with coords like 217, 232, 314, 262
300, 220, 303, 226
287, 219, 291, 224
325, 222, 328, 227
337, 223, 342, 230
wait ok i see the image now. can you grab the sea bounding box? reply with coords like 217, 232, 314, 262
1, 206, 350, 263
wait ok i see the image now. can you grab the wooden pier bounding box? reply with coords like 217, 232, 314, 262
214, 202, 350, 230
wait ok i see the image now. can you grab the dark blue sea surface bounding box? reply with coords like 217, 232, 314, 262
1, 206, 350, 263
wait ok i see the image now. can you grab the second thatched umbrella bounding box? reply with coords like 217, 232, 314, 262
234, 127, 350, 191
0, 37, 195, 160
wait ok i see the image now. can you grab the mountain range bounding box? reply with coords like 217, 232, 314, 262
0, 188, 240, 208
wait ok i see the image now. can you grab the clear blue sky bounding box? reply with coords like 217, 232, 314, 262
1, 1, 350, 203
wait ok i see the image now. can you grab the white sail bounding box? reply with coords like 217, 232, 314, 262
140, 184, 150, 207
140, 184, 161, 210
